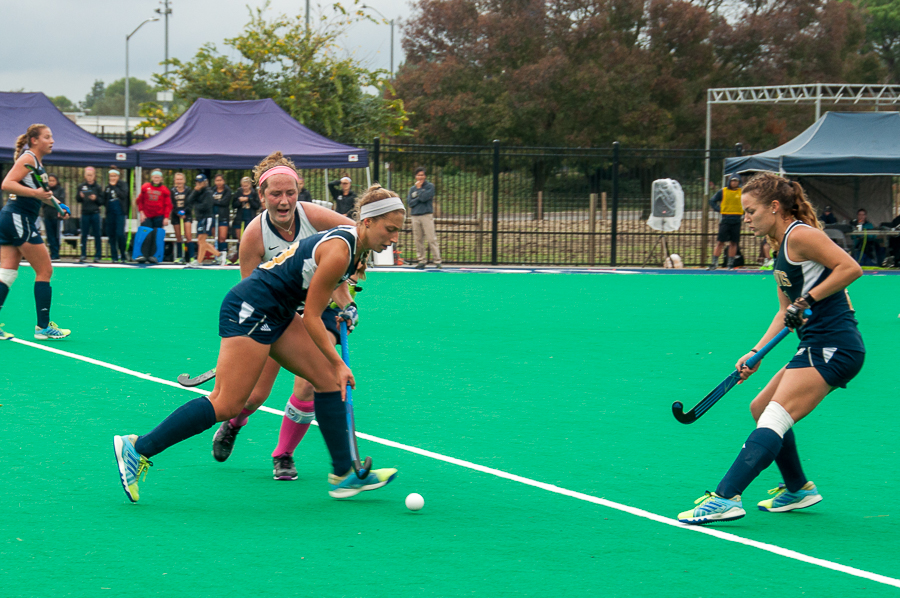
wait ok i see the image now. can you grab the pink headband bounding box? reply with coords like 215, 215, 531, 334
259, 165, 299, 186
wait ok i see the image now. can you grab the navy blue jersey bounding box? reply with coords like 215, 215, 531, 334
230, 226, 359, 322
774, 221, 865, 351
170, 186, 190, 216
6, 150, 45, 218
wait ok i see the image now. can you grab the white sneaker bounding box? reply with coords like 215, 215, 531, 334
34, 321, 71, 340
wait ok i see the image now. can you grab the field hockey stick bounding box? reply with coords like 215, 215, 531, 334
672, 309, 811, 424
25, 164, 69, 216
177, 368, 216, 387
340, 320, 372, 479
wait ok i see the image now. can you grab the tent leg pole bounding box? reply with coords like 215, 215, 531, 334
366, 166, 371, 188
324, 168, 329, 207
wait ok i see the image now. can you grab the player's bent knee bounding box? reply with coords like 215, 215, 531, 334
0, 268, 18, 288
756, 401, 794, 437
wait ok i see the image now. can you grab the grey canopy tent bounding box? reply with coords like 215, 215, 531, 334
0, 91, 136, 167
725, 112, 900, 225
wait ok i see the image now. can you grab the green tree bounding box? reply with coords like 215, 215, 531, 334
858, 0, 900, 81
79, 78, 156, 116
139, 1, 408, 142
81, 80, 106, 112
49, 95, 75, 112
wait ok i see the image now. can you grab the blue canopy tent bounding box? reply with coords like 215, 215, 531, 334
0, 92, 136, 167
725, 112, 900, 224
131, 98, 368, 170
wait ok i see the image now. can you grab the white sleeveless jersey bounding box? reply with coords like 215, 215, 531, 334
260, 202, 319, 261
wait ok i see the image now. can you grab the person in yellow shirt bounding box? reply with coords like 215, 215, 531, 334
709, 175, 744, 270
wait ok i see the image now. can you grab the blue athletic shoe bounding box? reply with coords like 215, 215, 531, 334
34, 321, 71, 340
758, 482, 822, 512
328, 467, 398, 498
114, 434, 153, 503
678, 492, 745, 524
0, 324, 13, 340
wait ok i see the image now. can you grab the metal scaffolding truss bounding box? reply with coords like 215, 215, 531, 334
708, 84, 900, 110
704, 83, 900, 196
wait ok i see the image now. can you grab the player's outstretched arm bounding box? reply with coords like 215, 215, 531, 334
303, 202, 354, 231
238, 217, 264, 279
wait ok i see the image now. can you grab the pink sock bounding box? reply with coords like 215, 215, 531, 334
229, 407, 255, 428
272, 395, 314, 457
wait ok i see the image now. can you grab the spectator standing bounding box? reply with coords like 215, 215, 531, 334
407, 167, 442, 269
170, 173, 192, 264
230, 176, 260, 262
41, 173, 64, 260
76, 166, 104, 263
298, 174, 312, 204
188, 174, 219, 266
328, 175, 357, 216
212, 173, 232, 266
820, 206, 838, 225
708, 175, 743, 270
135, 169, 172, 264
103, 169, 129, 263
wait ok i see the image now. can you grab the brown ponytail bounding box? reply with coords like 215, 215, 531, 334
14, 124, 48, 161
742, 172, 821, 250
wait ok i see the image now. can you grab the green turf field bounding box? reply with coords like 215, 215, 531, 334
1, 267, 898, 597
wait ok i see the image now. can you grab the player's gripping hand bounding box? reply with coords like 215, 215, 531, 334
735, 351, 760, 382
338, 302, 359, 332
59, 203, 71, 217
784, 294, 814, 330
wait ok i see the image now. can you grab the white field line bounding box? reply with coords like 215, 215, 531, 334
9, 337, 900, 589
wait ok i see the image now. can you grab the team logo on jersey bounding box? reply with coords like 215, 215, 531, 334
774, 270, 791, 287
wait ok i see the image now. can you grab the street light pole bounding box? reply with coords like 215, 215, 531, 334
362, 5, 395, 77
125, 17, 159, 135
155, 1, 173, 79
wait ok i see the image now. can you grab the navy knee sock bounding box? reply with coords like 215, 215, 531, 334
134, 396, 218, 458
774, 429, 807, 492
0, 282, 10, 312
716, 428, 783, 499
34, 281, 51, 329
313, 391, 352, 476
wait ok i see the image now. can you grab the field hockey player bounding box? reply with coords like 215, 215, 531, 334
678, 172, 866, 525
210, 152, 357, 481
113, 177, 404, 503
0, 123, 71, 341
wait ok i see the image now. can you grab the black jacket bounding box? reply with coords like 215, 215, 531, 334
189, 187, 215, 219
103, 181, 130, 216
77, 181, 104, 215
211, 184, 232, 220
41, 184, 66, 220
328, 180, 357, 216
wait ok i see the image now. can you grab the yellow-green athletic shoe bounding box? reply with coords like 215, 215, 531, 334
0, 324, 13, 340
34, 321, 71, 340
114, 434, 153, 503
677, 491, 745, 525
328, 467, 398, 498
758, 482, 822, 512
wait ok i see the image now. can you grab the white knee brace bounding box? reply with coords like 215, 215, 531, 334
757, 402, 794, 438
0, 268, 18, 289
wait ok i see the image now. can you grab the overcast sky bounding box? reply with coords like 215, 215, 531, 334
0, 0, 411, 106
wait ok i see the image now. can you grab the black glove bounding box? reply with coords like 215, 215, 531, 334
784, 294, 815, 329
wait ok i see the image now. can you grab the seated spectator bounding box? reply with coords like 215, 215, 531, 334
42, 173, 64, 260
76, 166, 104, 263
850, 208, 884, 266
104, 169, 129, 263
328, 174, 357, 216
820, 205, 838, 225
